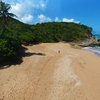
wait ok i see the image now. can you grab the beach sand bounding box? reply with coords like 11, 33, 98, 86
0, 43, 100, 100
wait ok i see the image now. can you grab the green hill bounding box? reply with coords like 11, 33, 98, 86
0, 18, 93, 66
31, 22, 93, 43
0, 17, 93, 44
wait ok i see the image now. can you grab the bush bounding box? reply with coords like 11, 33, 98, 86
0, 33, 21, 64
19, 33, 34, 45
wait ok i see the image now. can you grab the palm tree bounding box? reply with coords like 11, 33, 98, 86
0, 1, 16, 29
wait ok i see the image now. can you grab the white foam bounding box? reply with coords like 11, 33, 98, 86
83, 47, 100, 55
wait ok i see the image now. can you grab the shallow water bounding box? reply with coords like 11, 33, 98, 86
95, 34, 100, 39
83, 46, 100, 56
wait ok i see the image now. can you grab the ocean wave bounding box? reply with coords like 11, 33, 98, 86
83, 46, 100, 56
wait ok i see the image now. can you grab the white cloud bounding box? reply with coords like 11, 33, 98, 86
21, 14, 34, 23
7, 0, 48, 23
54, 17, 80, 24
38, 14, 52, 23
62, 18, 80, 23
55, 17, 61, 22
10, 3, 24, 17
5, 0, 80, 24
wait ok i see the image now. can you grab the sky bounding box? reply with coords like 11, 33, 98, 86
4, 0, 100, 34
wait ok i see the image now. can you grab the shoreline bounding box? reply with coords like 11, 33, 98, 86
69, 41, 100, 56
83, 46, 100, 56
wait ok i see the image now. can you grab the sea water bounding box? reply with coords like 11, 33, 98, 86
95, 34, 100, 39
83, 34, 100, 56
84, 46, 100, 56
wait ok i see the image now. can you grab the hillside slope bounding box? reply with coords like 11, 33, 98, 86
0, 18, 93, 44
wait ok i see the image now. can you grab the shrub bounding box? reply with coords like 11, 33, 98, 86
0, 33, 21, 64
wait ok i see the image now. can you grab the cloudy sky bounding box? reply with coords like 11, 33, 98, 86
5, 0, 100, 34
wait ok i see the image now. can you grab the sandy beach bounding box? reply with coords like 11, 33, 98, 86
0, 43, 100, 100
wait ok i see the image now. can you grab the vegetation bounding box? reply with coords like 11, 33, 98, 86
0, 34, 21, 64
31, 22, 92, 43
0, 1, 16, 30
0, 1, 93, 66
0, 1, 21, 66
0, 18, 93, 44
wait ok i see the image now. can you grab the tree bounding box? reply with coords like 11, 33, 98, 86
0, 1, 16, 30
0, 1, 21, 66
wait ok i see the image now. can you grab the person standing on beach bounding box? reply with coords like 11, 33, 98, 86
58, 50, 60, 53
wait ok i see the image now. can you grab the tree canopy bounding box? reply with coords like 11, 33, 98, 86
0, 1, 21, 66
0, 1, 16, 30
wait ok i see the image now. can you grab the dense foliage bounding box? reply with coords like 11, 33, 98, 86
0, 33, 21, 64
0, 18, 93, 44
31, 22, 93, 43
0, 1, 21, 66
